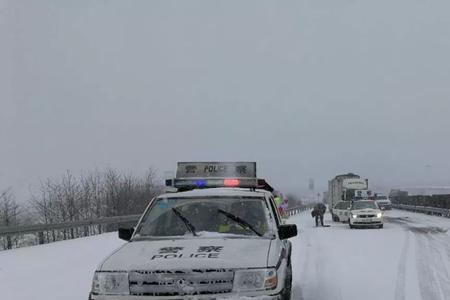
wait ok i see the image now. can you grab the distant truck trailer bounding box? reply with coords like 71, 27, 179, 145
327, 173, 369, 211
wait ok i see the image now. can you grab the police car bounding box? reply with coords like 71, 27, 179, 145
89, 162, 297, 300
348, 200, 383, 229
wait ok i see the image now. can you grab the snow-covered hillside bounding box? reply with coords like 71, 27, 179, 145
1, 210, 450, 300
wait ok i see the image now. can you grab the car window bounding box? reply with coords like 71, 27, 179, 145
268, 196, 281, 227
134, 196, 272, 238
335, 202, 350, 209
351, 201, 378, 210
334, 202, 343, 209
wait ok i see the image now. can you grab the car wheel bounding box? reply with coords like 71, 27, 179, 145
379, 224, 383, 229
349, 221, 354, 229
281, 260, 292, 300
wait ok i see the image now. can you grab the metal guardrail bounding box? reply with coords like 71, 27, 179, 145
393, 204, 450, 218
1, 205, 311, 237
0, 203, 314, 249
285, 204, 315, 217
0, 214, 141, 237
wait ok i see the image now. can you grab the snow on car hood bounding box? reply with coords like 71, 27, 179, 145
99, 238, 272, 271
351, 208, 381, 214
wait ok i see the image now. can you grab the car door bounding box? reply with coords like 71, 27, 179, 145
266, 195, 291, 272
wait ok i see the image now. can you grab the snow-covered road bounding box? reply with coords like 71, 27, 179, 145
1, 209, 450, 300
290, 210, 450, 300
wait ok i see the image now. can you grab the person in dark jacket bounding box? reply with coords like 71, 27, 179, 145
311, 203, 327, 227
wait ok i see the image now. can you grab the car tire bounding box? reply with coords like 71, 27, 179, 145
281, 259, 292, 300
379, 224, 383, 229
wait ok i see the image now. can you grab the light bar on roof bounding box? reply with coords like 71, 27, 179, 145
165, 162, 276, 191
176, 162, 257, 179
171, 178, 258, 190
223, 179, 240, 187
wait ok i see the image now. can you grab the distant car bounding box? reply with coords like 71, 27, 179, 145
349, 200, 383, 229
375, 195, 392, 210
332, 201, 351, 222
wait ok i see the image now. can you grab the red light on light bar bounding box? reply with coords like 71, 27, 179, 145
224, 179, 240, 186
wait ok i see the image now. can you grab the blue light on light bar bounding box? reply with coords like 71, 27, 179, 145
195, 180, 206, 187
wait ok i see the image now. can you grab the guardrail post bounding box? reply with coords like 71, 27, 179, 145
38, 232, 44, 245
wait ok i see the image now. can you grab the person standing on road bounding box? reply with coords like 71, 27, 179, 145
312, 203, 327, 227
280, 197, 289, 218
274, 194, 283, 215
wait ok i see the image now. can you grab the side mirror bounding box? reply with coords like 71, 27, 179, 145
118, 228, 134, 241
278, 224, 297, 240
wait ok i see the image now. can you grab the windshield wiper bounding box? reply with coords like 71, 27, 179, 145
172, 207, 198, 236
217, 209, 263, 237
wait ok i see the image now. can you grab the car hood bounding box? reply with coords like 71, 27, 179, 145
351, 208, 381, 214
99, 238, 272, 271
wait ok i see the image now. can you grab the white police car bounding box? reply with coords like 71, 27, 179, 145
89, 162, 297, 300
349, 200, 383, 229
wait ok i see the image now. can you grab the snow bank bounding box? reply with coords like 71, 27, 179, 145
0, 232, 125, 300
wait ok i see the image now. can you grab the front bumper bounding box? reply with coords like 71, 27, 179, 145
350, 216, 382, 226
89, 292, 283, 300
350, 219, 382, 227
89, 262, 289, 300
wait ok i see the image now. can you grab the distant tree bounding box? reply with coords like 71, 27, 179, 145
0, 188, 20, 249
30, 167, 162, 244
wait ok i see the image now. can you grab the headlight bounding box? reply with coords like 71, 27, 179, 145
92, 271, 129, 295
377, 213, 382, 218
352, 214, 358, 219
233, 268, 277, 292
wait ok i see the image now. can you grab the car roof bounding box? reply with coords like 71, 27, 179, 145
158, 187, 272, 199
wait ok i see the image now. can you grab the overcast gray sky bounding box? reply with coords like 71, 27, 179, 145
1, 0, 450, 201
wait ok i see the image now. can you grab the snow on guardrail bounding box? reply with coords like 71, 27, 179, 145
393, 204, 450, 218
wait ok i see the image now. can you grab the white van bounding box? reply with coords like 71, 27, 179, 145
332, 201, 351, 222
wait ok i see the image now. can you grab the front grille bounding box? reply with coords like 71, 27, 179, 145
354, 221, 380, 224
129, 269, 234, 296
358, 214, 375, 218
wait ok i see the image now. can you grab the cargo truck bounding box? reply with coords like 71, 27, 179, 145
327, 173, 369, 219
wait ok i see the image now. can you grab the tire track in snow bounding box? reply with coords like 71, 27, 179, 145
394, 230, 409, 300
415, 232, 450, 300
292, 227, 310, 300
386, 213, 450, 300
425, 234, 450, 297
293, 227, 343, 300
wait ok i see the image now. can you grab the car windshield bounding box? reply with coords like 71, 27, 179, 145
335, 202, 351, 209
377, 199, 390, 203
133, 196, 272, 239
352, 201, 378, 210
